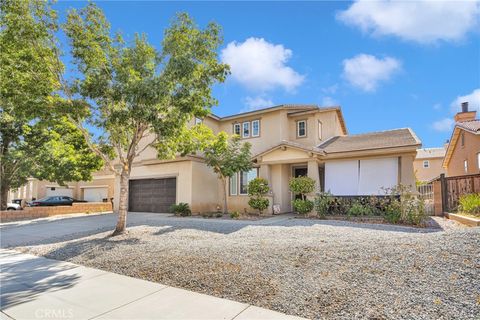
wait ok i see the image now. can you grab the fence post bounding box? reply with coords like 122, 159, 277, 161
440, 174, 447, 214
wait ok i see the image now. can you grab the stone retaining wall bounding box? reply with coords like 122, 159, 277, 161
0, 202, 113, 222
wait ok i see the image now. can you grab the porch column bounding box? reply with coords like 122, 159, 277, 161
259, 164, 271, 183
307, 159, 320, 194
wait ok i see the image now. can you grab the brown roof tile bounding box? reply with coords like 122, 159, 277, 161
456, 120, 480, 134
318, 128, 421, 153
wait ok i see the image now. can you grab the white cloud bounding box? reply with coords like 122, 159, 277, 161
321, 96, 338, 106
337, 0, 480, 44
221, 37, 305, 92
342, 54, 401, 92
432, 118, 455, 132
450, 88, 480, 113
322, 84, 339, 95
242, 96, 274, 112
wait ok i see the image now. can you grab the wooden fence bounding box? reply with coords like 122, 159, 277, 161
433, 173, 480, 214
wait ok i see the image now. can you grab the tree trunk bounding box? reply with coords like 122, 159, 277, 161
222, 177, 228, 214
0, 182, 9, 211
113, 169, 129, 236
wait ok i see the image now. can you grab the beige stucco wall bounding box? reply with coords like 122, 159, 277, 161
191, 161, 221, 213
446, 131, 480, 176
288, 111, 343, 147
413, 157, 445, 182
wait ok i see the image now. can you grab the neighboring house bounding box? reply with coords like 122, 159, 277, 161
443, 102, 480, 177
7, 169, 115, 203
115, 104, 421, 214
9, 105, 420, 213
414, 147, 446, 182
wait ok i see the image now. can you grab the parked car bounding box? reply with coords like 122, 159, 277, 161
28, 196, 87, 207
6, 202, 22, 210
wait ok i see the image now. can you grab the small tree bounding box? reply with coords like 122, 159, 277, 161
248, 178, 270, 215
204, 133, 252, 214
289, 176, 315, 215
60, 4, 229, 235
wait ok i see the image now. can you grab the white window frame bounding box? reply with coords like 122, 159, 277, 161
242, 122, 250, 138
297, 120, 306, 137
229, 174, 237, 195
233, 123, 241, 136
239, 168, 258, 195
423, 160, 430, 168
318, 120, 322, 140
194, 117, 202, 125
478, 153, 480, 170
252, 120, 260, 137
464, 160, 468, 173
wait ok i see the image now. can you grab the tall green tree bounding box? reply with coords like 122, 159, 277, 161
204, 133, 252, 214
62, 4, 229, 234
0, 0, 102, 210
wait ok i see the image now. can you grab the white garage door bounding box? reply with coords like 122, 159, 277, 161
325, 157, 398, 196
83, 187, 108, 202
46, 187, 73, 197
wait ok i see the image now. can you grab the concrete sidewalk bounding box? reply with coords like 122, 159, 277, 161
0, 249, 304, 320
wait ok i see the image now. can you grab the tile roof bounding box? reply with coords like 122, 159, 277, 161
416, 147, 446, 159
456, 120, 480, 134
318, 128, 421, 153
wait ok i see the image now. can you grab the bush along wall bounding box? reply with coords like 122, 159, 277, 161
313, 185, 427, 226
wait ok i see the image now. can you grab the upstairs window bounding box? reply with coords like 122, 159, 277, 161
194, 117, 203, 125
478, 153, 480, 170
464, 160, 468, 173
252, 120, 260, 137
423, 160, 430, 168
297, 120, 307, 137
461, 132, 465, 147
233, 123, 241, 136
318, 120, 323, 140
242, 122, 250, 138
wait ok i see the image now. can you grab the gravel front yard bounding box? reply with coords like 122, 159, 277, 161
18, 216, 479, 319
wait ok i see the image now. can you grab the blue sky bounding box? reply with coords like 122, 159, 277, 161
54, 1, 480, 148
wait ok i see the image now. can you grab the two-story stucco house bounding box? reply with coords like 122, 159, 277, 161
443, 102, 480, 177
414, 147, 446, 182
114, 104, 421, 214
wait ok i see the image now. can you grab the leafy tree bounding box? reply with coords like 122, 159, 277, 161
248, 178, 270, 215
61, 4, 229, 234
0, 0, 102, 210
204, 133, 252, 214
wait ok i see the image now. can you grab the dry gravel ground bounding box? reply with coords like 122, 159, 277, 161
17, 216, 479, 320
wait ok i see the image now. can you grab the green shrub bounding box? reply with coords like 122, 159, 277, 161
215, 212, 223, 218
347, 201, 373, 217
289, 176, 316, 199
248, 178, 270, 215
458, 193, 480, 215
314, 192, 333, 218
383, 184, 426, 226
170, 202, 191, 216
384, 201, 402, 224
292, 198, 314, 215
248, 198, 269, 215
230, 211, 240, 219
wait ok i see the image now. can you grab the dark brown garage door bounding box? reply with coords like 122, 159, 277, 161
129, 178, 176, 213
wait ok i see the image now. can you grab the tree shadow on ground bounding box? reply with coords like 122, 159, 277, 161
0, 251, 81, 310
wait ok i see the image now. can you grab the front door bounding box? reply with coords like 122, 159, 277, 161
293, 167, 308, 199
